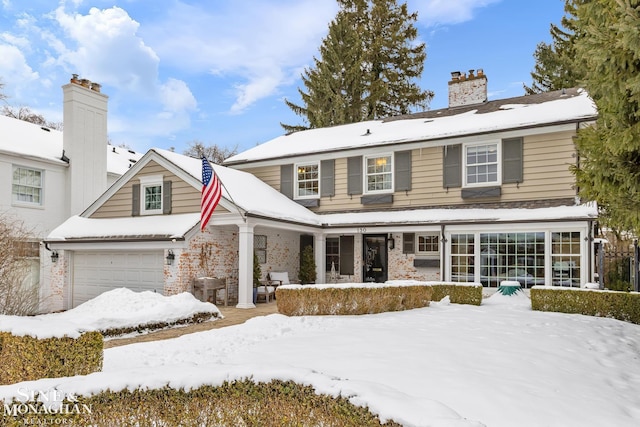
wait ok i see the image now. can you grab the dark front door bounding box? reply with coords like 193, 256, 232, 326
363, 234, 388, 283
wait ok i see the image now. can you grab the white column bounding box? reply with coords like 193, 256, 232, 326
314, 233, 326, 284
236, 223, 256, 309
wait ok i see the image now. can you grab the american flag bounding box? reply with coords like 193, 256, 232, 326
201, 157, 222, 231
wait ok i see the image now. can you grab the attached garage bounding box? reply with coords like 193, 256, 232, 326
72, 251, 164, 307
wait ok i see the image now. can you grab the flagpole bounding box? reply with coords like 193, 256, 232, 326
205, 157, 246, 223
218, 175, 247, 223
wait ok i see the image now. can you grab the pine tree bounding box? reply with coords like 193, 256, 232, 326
524, 1, 581, 94
282, 0, 432, 132
572, 0, 640, 233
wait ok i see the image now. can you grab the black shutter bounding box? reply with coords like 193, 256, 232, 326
443, 145, 462, 188
280, 164, 293, 199
395, 150, 412, 192
502, 137, 523, 184
339, 236, 354, 275
321, 159, 335, 197
163, 180, 172, 214
131, 183, 140, 216
403, 233, 415, 254
347, 156, 362, 195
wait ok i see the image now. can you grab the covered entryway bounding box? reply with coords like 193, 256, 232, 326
72, 251, 164, 307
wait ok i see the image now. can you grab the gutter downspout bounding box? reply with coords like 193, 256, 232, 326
441, 224, 447, 281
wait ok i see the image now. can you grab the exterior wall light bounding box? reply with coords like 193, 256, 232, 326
166, 250, 175, 265
388, 234, 395, 250
51, 251, 59, 263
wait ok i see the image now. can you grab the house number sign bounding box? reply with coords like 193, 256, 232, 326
357, 227, 367, 233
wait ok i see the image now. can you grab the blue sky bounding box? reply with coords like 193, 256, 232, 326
0, 0, 566, 155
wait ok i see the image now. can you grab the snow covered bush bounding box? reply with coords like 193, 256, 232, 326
276, 283, 432, 316
1, 380, 402, 426
531, 286, 640, 324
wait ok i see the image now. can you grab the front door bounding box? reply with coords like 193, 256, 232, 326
363, 234, 388, 283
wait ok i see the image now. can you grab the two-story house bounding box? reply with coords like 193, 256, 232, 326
1, 76, 142, 312
45, 69, 599, 312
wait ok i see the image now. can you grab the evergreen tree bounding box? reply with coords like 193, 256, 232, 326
282, 0, 432, 132
524, 1, 581, 94
572, 0, 640, 233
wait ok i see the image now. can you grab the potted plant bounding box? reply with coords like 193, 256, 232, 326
299, 245, 316, 284
253, 253, 261, 303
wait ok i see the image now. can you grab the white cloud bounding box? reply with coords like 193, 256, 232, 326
160, 78, 197, 113
144, 0, 338, 113
0, 43, 39, 88
412, 0, 502, 27
54, 6, 159, 93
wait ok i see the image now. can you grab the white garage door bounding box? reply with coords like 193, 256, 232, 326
72, 251, 164, 307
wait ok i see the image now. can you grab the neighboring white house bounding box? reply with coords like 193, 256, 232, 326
0, 76, 142, 312
44, 70, 601, 313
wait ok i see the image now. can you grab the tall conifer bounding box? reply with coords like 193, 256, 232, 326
572, 0, 640, 233
282, 0, 432, 132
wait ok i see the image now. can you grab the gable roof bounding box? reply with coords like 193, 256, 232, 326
152, 149, 321, 226
224, 88, 597, 166
0, 114, 142, 175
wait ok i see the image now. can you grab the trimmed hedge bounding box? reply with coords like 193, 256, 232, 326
531, 286, 640, 324
430, 283, 482, 306
1, 379, 402, 426
99, 311, 218, 338
276, 285, 432, 316
0, 331, 103, 385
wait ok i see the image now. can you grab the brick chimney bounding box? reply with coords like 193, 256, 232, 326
62, 75, 108, 216
448, 68, 488, 108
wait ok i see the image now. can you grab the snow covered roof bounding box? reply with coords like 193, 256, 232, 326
152, 148, 322, 226
0, 114, 142, 175
47, 213, 201, 241
321, 204, 598, 227
225, 88, 597, 165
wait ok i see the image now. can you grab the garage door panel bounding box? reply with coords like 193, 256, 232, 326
73, 251, 164, 307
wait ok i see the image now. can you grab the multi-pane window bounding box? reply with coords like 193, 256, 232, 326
365, 155, 392, 192
254, 235, 267, 264
296, 163, 319, 198
451, 234, 475, 282
140, 175, 163, 215
465, 143, 498, 185
552, 232, 581, 287
417, 234, 439, 255
326, 237, 340, 272
479, 232, 545, 288
12, 167, 43, 205
144, 185, 162, 211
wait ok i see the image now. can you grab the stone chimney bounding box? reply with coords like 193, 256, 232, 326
448, 68, 488, 108
62, 74, 108, 216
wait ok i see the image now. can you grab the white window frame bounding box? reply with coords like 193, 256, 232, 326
139, 175, 163, 215
463, 141, 501, 187
416, 233, 440, 256
12, 166, 44, 206
364, 153, 394, 194
294, 162, 320, 200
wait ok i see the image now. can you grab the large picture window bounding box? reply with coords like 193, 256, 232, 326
365, 155, 392, 193
12, 167, 43, 205
479, 232, 545, 288
295, 163, 319, 198
465, 143, 498, 186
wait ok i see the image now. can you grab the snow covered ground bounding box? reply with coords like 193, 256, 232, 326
1, 289, 640, 426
